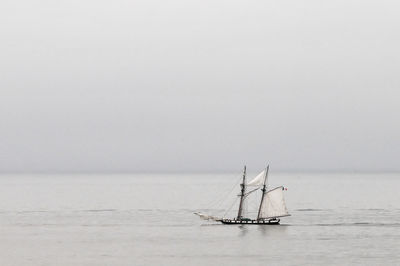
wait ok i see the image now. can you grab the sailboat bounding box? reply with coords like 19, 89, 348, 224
196, 165, 290, 225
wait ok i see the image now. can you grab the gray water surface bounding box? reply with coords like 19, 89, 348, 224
0, 173, 399, 265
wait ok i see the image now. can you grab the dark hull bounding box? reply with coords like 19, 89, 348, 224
219, 219, 280, 225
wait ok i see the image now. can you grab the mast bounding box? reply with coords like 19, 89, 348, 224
236, 165, 246, 220
257, 165, 269, 220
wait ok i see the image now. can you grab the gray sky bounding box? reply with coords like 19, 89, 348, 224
1, 0, 399, 173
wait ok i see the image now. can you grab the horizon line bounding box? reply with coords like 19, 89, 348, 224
1, 169, 400, 175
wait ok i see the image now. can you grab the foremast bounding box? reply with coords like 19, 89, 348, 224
236, 165, 246, 220
257, 165, 269, 220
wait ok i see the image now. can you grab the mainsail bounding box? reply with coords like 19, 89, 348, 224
258, 186, 289, 219
247, 170, 266, 187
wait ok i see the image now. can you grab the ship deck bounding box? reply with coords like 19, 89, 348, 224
219, 219, 280, 225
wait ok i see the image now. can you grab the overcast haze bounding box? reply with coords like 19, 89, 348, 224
1, 0, 399, 173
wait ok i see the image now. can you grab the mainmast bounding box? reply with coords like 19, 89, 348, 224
257, 165, 269, 220
236, 165, 246, 220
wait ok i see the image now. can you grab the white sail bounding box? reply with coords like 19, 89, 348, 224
247, 170, 266, 186
194, 212, 220, 221
259, 186, 289, 219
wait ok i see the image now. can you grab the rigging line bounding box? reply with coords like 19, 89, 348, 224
244, 187, 260, 196
203, 172, 243, 210
212, 176, 242, 210
223, 197, 239, 217
209, 176, 243, 216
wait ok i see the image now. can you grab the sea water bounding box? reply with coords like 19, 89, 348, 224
0, 173, 399, 265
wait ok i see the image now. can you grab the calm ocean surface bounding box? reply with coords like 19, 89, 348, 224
0, 173, 399, 265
